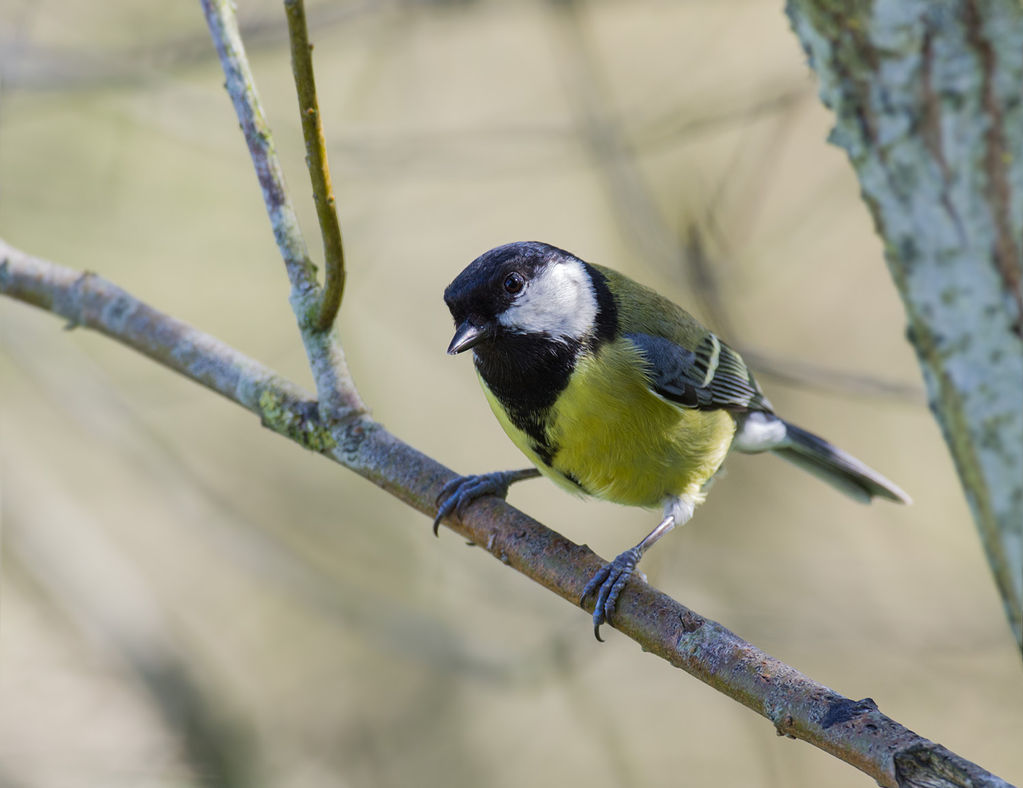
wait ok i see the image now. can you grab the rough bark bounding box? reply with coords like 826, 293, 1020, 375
786, 0, 1023, 653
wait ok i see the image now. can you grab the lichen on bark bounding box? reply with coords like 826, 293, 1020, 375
787, 0, 1023, 651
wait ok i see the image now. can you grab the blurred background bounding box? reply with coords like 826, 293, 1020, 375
1, 1, 1020, 786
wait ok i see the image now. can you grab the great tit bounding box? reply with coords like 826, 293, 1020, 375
437, 241, 909, 639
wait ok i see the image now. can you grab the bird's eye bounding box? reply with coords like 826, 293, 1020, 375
503, 272, 525, 294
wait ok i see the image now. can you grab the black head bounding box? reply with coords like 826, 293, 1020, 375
443, 241, 598, 354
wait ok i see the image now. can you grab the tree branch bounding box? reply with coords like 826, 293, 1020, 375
199, 0, 362, 423
786, 0, 1023, 654
199, 0, 316, 303
285, 0, 346, 332
0, 239, 1010, 788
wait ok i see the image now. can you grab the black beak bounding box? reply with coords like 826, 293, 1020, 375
447, 319, 492, 354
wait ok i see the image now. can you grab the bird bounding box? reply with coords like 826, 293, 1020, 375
435, 241, 910, 640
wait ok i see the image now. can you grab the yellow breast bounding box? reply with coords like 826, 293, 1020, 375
480, 339, 736, 508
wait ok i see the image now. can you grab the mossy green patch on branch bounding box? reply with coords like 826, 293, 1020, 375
257, 388, 336, 453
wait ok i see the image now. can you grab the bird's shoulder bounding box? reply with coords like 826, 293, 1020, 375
587, 263, 770, 413
588, 263, 711, 350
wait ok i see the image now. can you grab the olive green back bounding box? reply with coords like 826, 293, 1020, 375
590, 263, 710, 350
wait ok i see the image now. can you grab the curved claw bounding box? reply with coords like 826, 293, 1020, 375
433, 476, 475, 535
579, 548, 641, 641
433, 470, 533, 536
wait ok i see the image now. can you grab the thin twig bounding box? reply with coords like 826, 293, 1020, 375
200, 0, 363, 422
285, 0, 346, 331
199, 0, 316, 300
0, 240, 1011, 788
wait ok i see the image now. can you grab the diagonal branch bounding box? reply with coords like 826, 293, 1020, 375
0, 239, 1010, 788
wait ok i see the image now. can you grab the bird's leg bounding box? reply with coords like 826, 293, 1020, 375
580, 497, 695, 641
433, 468, 542, 535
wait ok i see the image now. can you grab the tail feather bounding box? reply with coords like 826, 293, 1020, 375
772, 421, 911, 505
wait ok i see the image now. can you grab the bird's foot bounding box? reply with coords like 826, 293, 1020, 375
579, 547, 642, 641
433, 469, 537, 535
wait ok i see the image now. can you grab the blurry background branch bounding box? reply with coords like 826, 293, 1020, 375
7, 461, 252, 787
550, 0, 925, 406
0, 238, 1010, 788
787, 0, 1023, 654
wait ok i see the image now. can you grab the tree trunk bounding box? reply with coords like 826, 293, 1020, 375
786, 0, 1023, 654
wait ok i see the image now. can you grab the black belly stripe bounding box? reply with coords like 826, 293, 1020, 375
531, 439, 555, 468
474, 332, 579, 463
474, 275, 618, 479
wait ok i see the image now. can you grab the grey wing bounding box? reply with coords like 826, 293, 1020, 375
626, 332, 772, 413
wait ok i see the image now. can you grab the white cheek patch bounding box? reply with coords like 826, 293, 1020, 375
498, 259, 598, 341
